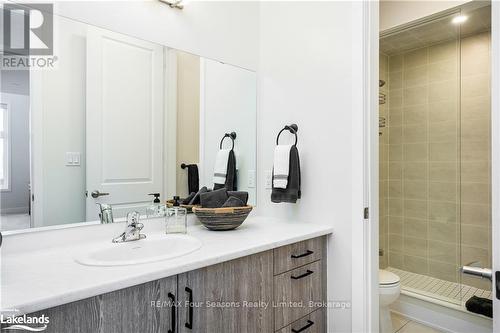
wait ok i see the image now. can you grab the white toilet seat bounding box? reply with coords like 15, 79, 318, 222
379, 269, 400, 286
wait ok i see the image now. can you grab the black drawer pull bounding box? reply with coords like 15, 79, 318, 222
185, 287, 194, 329
291, 250, 314, 259
292, 320, 314, 333
168, 292, 176, 333
291, 270, 314, 280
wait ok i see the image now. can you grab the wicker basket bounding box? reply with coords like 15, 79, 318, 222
192, 205, 253, 231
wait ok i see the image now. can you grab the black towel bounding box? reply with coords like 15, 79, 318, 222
182, 192, 196, 205
188, 186, 209, 205
228, 191, 248, 205
200, 188, 229, 208
465, 296, 492, 318
214, 150, 237, 191
222, 196, 246, 208
271, 145, 301, 203
186, 164, 199, 194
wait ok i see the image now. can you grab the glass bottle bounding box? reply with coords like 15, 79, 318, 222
166, 196, 187, 234
146, 193, 166, 220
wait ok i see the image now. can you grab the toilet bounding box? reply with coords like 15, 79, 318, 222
379, 269, 401, 333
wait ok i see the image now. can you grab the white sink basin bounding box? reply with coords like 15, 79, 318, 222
75, 234, 202, 266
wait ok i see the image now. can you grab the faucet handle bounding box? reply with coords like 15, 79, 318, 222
126, 211, 141, 226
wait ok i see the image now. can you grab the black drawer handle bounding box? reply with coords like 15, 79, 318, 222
292, 320, 314, 333
291, 270, 314, 280
185, 287, 193, 329
291, 250, 314, 259
168, 292, 176, 333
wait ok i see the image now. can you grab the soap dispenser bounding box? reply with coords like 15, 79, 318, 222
166, 196, 187, 234
146, 193, 166, 220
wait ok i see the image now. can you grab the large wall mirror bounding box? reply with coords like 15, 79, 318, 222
0, 11, 257, 231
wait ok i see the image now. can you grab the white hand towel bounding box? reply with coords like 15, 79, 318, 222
213, 149, 231, 185
273, 145, 292, 189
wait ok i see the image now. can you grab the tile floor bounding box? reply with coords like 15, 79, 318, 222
392, 312, 445, 333
388, 267, 492, 305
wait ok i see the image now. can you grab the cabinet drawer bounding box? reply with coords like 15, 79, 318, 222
274, 261, 322, 330
277, 309, 325, 333
274, 237, 324, 275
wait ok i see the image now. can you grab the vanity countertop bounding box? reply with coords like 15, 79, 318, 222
1, 216, 333, 316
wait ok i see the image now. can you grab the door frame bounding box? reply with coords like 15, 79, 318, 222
365, 1, 500, 332
30, 70, 44, 228
491, 0, 500, 329
354, 0, 379, 332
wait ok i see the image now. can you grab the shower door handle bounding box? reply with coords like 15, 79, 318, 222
460, 265, 492, 281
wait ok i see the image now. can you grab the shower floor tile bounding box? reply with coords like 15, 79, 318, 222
387, 267, 492, 305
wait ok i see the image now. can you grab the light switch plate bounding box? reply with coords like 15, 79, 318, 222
66, 152, 74, 166
73, 152, 81, 166
265, 170, 272, 189
66, 152, 81, 166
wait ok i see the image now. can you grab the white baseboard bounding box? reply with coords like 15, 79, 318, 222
391, 293, 492, 333
0, 206, 29, 215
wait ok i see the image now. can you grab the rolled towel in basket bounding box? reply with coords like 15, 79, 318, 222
222, 196, 246, 208
200, 188, 229, 208
227, 191, 248, 205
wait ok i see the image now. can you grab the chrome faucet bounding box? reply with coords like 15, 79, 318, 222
96, 203, 114, 224
112, 211, 146, 243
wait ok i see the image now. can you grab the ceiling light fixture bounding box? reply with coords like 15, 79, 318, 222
452, 15, 468, 25
159, 0, 184, 10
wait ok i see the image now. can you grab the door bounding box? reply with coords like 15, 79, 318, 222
178, 251, 273, 333
86, 27, 164, 221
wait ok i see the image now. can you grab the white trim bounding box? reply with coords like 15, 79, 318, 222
491, 0, 500, 330
165, 47, 177, 200
30, 70, 44, 228
352, 0, 379, 332
198, 57, 206, 187
392, 294, 492, 333
0, 101, 12, 192
366, 1, 380, 332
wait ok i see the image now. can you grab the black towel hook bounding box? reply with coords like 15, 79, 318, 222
219, 131, 237, 150
276, 124, 298, 146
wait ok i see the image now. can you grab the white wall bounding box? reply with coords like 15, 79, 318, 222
380, 0, 472, 31
176, 51, 200, 198
34, 16, 87, 226
200, 59, 257, 204
50, 0, 259, 71
0, 93, 30, 214
257, 2, 365, 332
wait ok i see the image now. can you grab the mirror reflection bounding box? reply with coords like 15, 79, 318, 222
0, 14, 257, 231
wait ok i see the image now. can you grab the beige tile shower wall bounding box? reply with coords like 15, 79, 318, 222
380, 53, 389, 269
385, 32, 491, 290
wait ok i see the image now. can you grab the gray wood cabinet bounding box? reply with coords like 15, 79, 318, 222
23, 236, 327, 333
277, 309, 325, 333
177, 250, 274, 333
29, 276, 177, 333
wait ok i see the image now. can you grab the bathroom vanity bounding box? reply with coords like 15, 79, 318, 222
1, 217, 332, 333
